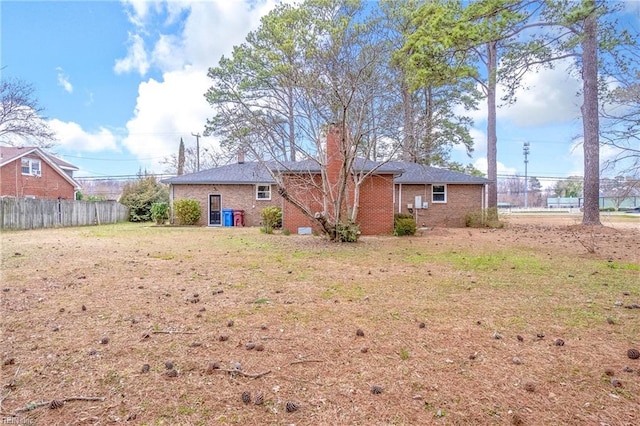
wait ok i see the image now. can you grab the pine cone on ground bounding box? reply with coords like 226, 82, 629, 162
371, 385, 384, 394
49, 400, 64, 409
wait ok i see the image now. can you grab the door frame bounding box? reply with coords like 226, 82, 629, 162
208, 194, 222, 226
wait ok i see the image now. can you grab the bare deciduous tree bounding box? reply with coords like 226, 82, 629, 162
0, 77, 56, 147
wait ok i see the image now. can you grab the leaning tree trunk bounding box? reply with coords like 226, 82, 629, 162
486, 40, 498, 209
581, 2, 601, 226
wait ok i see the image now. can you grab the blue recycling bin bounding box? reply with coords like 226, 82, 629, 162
222, 209, 234, 227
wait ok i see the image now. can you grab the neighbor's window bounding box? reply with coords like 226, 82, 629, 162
21, 158, 41, 176
256, 184, 271, 200
432, 184, 447, 203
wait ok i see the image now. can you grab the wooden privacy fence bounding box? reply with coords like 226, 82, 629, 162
0, 197, 129, 230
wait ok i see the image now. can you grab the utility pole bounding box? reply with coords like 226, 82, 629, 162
191, 132, 201, 172
523, 142, 530, 209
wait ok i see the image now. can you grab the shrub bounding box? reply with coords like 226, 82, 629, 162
335, 221, 360, 242
151, 202, 169, 225
394, 213, 414, 221
260, 206, 282, 234
465, 207, 503, 228
120, 176, 169, 222
394, 217, 417, 236
173, 199, 201, 225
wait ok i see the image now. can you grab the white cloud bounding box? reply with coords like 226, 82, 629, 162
56, 67, 73, 93
119, 0, 286, 170
473, 157, 517, 176
49, 119, 119, 152
116, 1, 281, 76
151, 34, 184, 72
114, 33, 150, 75
501, 64, 582, 126
465, 58, 583, 127
120, 0, 154, 27
121, 67, 213, 169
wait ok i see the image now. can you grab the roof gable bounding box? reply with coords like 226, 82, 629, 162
0, 146, 79, 170
0, 146, 81, 189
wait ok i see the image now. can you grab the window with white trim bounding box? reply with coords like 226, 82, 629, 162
432, 184, 447, 203
21, 158, 41, 176
256, 184, 271, 200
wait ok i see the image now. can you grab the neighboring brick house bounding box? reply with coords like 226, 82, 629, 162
0, 146, 80, 199
163, 127, 488, 233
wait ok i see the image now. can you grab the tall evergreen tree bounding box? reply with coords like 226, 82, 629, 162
177, 138, 185, 176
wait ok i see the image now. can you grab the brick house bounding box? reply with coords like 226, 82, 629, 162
391, 161, 489, 227
164, 127, 488, 233
0, 146, 80, 199
164, 161, 282, 227
271, 125, 403, 235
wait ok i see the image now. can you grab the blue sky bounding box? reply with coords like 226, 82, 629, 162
1, 0, 638, 187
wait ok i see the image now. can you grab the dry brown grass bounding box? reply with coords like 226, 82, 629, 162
1, 215, 639, 425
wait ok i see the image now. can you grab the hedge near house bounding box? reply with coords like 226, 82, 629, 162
119, 177, 169, 222
394, 213, 417, 236
260, 206, 282, 234
151, 202, 169, 225
174, 199, 201, 225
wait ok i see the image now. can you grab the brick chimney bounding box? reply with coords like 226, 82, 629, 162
237, 150, 245, 164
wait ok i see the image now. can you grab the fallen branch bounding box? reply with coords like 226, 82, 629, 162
290, 359, 323, 365
15, 396, 105, 413
151, 330, 197, 335
218, 369, 271, 379
570, 228, 597, 254
3, 366, 20, 390
1, 366, 21, 412
260, 336, 294, 341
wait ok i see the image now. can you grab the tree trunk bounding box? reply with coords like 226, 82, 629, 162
424, 86, 434, 163
581, 1, 601, 226
287, 87, 297, 162
401, 78, 416, 162
486, 41, 498, 209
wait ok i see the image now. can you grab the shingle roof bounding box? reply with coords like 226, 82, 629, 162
0, 146, 79, 171
162, 160, 488, 185
162, 162, 275, 184
272, 158, 403, 174
389, 162, 489, 184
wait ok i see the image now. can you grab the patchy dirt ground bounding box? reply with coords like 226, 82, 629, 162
1, 214, 639, 425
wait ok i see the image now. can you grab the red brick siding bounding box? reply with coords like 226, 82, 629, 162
356, 174, 395, 235
171, 183, 282, 227
394, 184, 484, 227
281, 173, 395, 235
0, 157, 75, 199
281, 174, 323, 234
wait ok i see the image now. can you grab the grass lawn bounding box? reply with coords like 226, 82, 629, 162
1, 217, 639, 425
